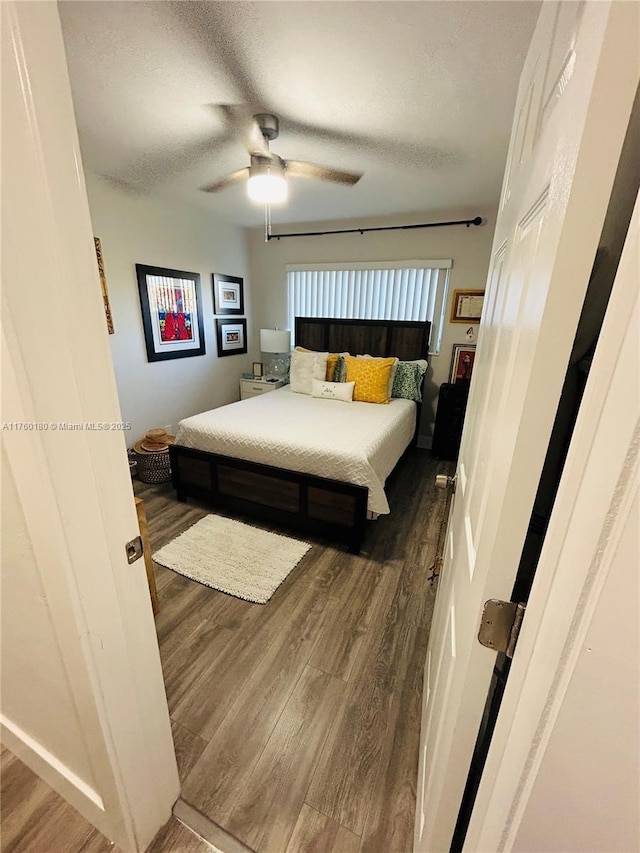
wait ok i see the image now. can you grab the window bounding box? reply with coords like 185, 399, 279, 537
286, 260, 452, 353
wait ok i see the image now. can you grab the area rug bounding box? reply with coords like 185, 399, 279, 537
152, 515, 311, 603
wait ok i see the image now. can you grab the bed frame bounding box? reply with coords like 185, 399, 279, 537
169, 317, 430, 554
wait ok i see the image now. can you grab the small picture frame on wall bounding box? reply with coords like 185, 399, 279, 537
252, 361, 264, 378
450, 344, 477, 384
450, 289, 485, 323
216, 318, 248, 357
213, 273, 244, 315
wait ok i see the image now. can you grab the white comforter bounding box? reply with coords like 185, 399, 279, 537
175, 385, 416, 514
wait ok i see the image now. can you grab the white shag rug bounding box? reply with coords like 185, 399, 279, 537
152, 515, 311, 603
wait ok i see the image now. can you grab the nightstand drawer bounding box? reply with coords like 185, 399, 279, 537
240, 378, 284, 400
245, 383, 271, 397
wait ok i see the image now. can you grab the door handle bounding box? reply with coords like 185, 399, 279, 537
435, 474, 457, 493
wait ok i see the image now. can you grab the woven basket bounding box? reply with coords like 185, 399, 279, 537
135, 449, 172, 484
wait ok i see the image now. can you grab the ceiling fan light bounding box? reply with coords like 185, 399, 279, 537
247, 173, 288, 204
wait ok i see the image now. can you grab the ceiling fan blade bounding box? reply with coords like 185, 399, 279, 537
284, 160, 363, 186
284, 115, 459, 170
213, 105, 267, 153
201, 167, 250, 193
245, 117, 271, 158
215, 103, 248, 125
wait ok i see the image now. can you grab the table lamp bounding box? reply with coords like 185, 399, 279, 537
260, 328, 291, 381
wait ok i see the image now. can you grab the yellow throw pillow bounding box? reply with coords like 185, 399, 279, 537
344, 355, 396, 404
356, 354, 399, 397
296, 346, 340, 381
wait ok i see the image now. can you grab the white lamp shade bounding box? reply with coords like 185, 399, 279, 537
260, 328, 291, 353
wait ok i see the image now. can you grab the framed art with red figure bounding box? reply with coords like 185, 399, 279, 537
136, 264, 206, 362
449, 344, 476, 383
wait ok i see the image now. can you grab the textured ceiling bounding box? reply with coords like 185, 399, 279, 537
59, 1, 540, 227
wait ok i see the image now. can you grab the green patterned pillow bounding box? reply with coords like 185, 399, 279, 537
392, 360, 427, 402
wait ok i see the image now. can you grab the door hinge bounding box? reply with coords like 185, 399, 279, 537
478, 600, 526, 658
125, 535, 144, 564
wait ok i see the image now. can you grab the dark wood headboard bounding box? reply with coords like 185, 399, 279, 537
294, 317, 431, 360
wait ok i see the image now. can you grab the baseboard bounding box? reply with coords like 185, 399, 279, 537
0, 715, 110, 840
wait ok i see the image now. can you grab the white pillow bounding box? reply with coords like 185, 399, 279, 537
289, 350, 328, 395
356, 354, 399, 397
311, 379, 355, 402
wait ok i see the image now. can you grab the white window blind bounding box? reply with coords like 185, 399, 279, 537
286, 260, 451, 353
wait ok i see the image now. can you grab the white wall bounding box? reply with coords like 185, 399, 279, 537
86, 174, 254, 443
247, 208, 496, 443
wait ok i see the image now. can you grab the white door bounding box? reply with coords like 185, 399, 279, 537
415, 3, 640, 851
466, 189, 640, 853
1, 3, 179, 849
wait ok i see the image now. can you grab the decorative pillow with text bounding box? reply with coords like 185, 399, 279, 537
311, 379, 355, 402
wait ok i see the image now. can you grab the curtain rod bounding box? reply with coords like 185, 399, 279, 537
266, 215, 483, 241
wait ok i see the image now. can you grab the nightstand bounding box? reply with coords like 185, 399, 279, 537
240, 377, 285, 400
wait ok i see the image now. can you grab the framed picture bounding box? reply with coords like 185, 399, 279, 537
213, 273, 244, 315
136, 264, 205, 362
94, 237, 114, 334
252, 361, 264, 378
450, 289, 485, 323
450, 344, 477, 383
216, 318, 248, 357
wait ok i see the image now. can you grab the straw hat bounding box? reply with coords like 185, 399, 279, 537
133, 427, 176, 454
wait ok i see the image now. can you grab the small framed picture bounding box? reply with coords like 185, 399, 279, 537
213, 273, 244, 315
450, 289, 485, 323
252, 361, 264, 378
216, 318, 248, 357
450, 344, 477, 383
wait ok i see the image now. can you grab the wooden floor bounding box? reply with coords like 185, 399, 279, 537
0, 747, 212, 853
0, 449, 452, 853
139, 448, 452, 853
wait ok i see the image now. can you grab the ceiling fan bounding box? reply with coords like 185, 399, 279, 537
202, 113, 363, 204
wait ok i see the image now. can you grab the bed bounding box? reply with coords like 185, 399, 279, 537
169, 317, 430, 553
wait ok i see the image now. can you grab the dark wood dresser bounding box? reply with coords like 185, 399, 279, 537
432, 382, 471, 461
